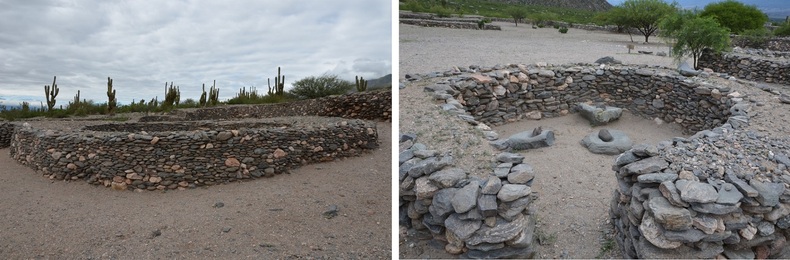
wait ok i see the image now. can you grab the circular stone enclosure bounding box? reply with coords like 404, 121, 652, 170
10, 116, 378, 191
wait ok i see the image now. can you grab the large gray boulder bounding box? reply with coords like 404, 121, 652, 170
595, 56, 622, 65
581, 129, 632, 155
505, 127, 555, 150
678, 61, 700, 77
578, 103, 623, 126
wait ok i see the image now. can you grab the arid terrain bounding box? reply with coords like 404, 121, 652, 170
399, 20, 790, 259
0, 115, 392, 259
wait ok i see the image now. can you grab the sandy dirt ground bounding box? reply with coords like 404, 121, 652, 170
0, 121, 391, 259
398, 21, 711, 259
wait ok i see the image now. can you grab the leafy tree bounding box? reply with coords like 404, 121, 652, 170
289, 74, 353, 99
607, 0, 676, 43
700, 0, 768, 34
660, 13, 730, 69
507, 7, 527, 26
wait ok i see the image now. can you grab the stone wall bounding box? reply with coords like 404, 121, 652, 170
0, 122, 14, 148
399, 137, 538, 258
430, 64, 734, 133
609, 103, 790, 258
183, 91, 392, 122
10, 118, 378, 191
399, 12, 502, 30
4, 91, 390, 191
698, 50, 790, 85
732, 36, 790, 52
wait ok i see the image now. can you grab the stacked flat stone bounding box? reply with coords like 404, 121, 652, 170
0, 122, 15, 148
399, 12, 502, 30
400, 137, 538, 258
184, 91, 392, 122
609, 103, 790, 258
420, 63, 734, 133
698, 49, 790, 85
731, 37, 790, 52
10, 118, 378, 191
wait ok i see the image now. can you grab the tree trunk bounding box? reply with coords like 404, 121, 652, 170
644, 34, 649, 43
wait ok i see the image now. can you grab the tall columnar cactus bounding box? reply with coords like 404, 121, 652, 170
163, 82, 180, 108
355, 76, 368, 92
71, 90, 81, 106
199, 83, 208, 107
106, 77, 116, 115
267, 67, 285, 96
44, 76, 59, 112
208, 80, 219, 106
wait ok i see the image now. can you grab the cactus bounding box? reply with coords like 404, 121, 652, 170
71, 90, 81, 106
355, 76, 368, 92
208, 80, 219, 106
267, 67, 285, 96
163, 82, 180, 108
199, 83, 208, 107
44, 76, 59, 112
106, 77, 117, 115
21, 102, 30, 112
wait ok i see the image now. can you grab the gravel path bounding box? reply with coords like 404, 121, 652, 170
0, 119, 392, 259
398, 21, 790, 259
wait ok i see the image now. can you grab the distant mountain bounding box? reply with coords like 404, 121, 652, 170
499, 0, 612, 11
366, 74, 392, 90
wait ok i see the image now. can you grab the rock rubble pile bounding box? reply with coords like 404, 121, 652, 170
400, 136, 539, 258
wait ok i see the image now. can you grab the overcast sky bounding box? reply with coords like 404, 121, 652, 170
0, 0, 391, 107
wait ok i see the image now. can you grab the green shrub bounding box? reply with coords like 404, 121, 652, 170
700, 0, 768, 34
775, 22, 790, 37
559, 26, 568, 33
430, 5, 452, 18
738, 28, 772, 48
289, 74, 353, 99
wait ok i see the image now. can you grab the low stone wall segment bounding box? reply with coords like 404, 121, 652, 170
699, 50, 790, 86
10, 118, 377, 191
0, 122, 14, 148
421, 63, 735, 134
183, 91, 392, 122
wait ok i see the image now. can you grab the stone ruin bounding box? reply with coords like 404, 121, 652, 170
401, 60, 790, 258
0, 91, 391, 191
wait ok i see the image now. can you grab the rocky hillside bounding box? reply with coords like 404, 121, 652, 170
498, 0, 612, 11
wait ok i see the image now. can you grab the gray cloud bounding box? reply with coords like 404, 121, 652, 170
0, 0, 391, 105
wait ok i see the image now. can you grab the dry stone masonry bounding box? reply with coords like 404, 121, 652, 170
699, 48, 790, 85
609, 106, 790, 258
399, 136, 538, 258
400, 12, 502, 30
0, 122, 14, 148
414, 63, 735, 134
405, 61, 789, 258
4, 91, 390, 191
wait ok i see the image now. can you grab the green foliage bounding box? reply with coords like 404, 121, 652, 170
507, 7, 527, 26
661, 14, 730, 69
44, 76, 59, 112
355, 76, 368, 92
531, 13, 556, 27
608, 0, 677, 43
106, 77, 117, 115
737, 28, 772, 48
429, 5, 452, 18
400, 0, 599, 25
700, 0, 768, 34
559, 26, 568, 33
775, 22, 790, 37
289, 74, 353, 99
